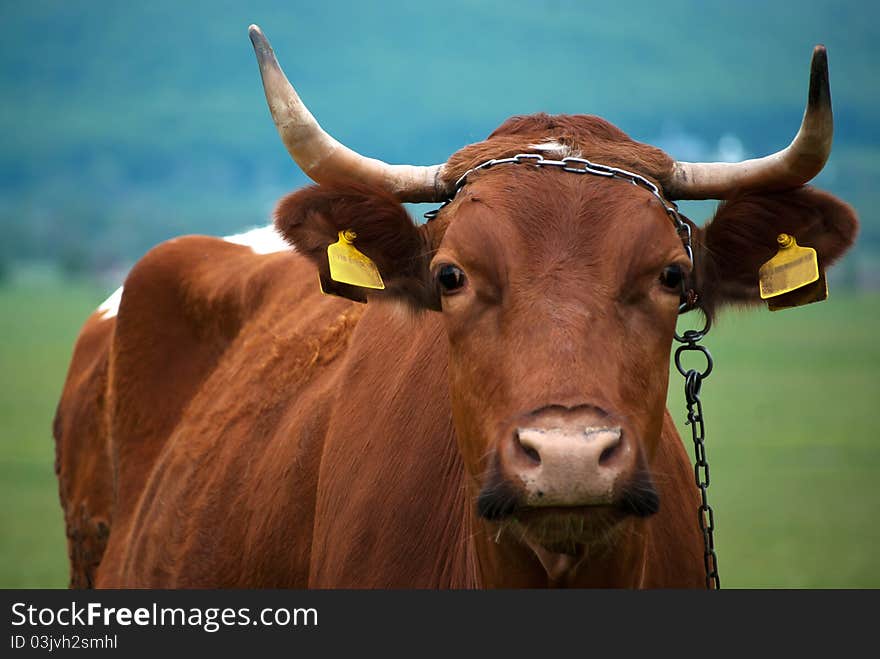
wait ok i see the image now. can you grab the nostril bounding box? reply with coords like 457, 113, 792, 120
522, 444, 541, 464
598, 443, 618, 465
597, 432, 624, 466
514, 432, 542, 464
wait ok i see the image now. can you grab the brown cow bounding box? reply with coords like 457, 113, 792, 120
54, 26, 857, 588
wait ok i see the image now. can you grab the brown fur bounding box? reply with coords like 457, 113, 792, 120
54, 315, 114, 587
54, 113, 857, 589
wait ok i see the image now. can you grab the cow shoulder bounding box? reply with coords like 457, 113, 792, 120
95, 234, 366, 586
106, 235, 302, 519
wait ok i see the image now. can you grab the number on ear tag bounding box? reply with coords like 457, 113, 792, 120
326, 230, 385, 290
758, 234, 819, 299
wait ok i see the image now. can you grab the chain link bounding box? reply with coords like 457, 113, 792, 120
425, 153, 720, 588
676, 333, 720, 589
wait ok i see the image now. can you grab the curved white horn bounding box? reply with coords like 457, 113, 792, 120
249, 24, 449, 202
667, 46, 833, 200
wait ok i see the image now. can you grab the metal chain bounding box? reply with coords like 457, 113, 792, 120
674, 326, 720, 589
426, 154, 693, 262
426, 152, 720, 588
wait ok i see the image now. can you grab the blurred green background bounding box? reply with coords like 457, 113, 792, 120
1, 1, 877, 588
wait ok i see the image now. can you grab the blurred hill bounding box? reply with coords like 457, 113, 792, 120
1, 0, 878, 283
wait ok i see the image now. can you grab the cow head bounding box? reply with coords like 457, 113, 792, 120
253, 27, 858, 555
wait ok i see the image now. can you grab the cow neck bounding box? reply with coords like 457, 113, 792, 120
459, 498, 544, 588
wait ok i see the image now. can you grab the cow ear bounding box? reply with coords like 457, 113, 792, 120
695, 186, 858, 314
274, 183, 440, 310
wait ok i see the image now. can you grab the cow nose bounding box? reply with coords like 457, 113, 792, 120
499, 407, 635, 508
517, 426, 623, 469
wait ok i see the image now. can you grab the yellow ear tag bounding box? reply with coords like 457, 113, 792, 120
758, 234, 820, 300
326, 230, 385, 290
767, 271, 828, 311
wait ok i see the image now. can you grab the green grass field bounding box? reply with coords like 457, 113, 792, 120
0, 281, 107, 588
1, 281, 878, 588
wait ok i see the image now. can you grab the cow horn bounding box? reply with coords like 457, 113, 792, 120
248, 24, 448, 202
666, 46, 833, 200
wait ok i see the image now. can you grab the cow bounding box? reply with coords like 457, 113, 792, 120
53, 25, 857, 588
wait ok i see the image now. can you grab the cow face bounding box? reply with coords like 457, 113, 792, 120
275, 126, 857, 554
426, 166, 686, 547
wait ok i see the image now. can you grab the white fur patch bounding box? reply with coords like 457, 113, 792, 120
222, 224, 291, 255
97, 286, 123, 320
528, 140, 581, 159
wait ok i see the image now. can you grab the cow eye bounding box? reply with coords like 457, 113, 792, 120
436, 264, 467, 294
659, 264, 685, 291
